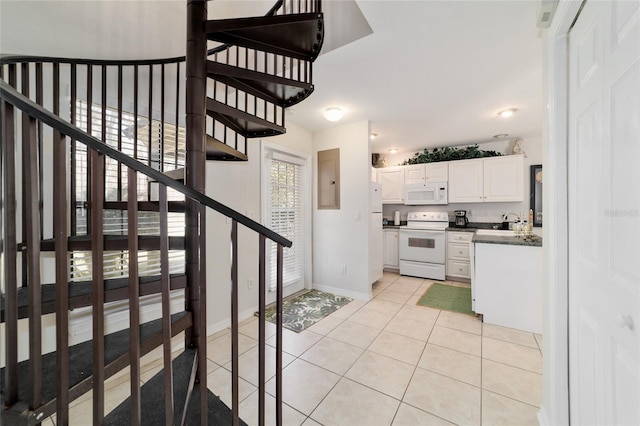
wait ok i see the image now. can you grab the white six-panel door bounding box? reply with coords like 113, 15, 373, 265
568, 1, 640, 424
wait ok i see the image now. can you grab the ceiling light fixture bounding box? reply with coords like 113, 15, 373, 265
498, 108, 517, 118
370, 133, 378, 140
493, 134, 509, 139
388, 148, 398, 154
324, 107, 344, 122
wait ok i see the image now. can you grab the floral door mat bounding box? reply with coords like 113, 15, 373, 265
262, 290, 352, 333
417, 283, 474, 315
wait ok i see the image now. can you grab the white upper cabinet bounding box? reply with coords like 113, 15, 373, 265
448, 159, 484, 203
404, 164, 425, 185
404, 163, 448, 185
377, 166, 405, 204
448, 155, 524, 203
483, 155, 524, 202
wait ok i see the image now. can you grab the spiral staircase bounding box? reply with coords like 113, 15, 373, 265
0, 0, 323, 424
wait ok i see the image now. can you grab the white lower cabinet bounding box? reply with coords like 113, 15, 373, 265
446, 231, 473, 280
383, 229, 399, 269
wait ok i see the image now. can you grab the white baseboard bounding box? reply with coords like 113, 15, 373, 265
207, 306, 258, 337
312, 283, 371, 301
537, 406, 550, 426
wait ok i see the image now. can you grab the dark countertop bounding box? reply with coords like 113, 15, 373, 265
383, 221, 406, 229
445, 222, 503, 232
447, 222, 543, 247
472, 233, 543, 247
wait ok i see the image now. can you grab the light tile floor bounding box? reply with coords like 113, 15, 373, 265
54, 272, 542, 425
206, 272, 543, 426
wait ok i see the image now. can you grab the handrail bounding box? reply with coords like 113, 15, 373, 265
0, 79, 292, 248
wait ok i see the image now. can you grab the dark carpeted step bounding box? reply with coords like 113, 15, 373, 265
0, 311, 192, 420
105, 348, 248, 425
0, 273, 187, 323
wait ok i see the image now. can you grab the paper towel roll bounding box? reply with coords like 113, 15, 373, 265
394, 211, 400, 225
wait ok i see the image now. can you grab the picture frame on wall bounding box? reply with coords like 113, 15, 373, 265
530, 164, 543, 227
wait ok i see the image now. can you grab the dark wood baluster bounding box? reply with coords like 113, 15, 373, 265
86, 65, 93, 234
231, 220, 240, 426
91, 150, 105, 423
53, 62, 71, 425
174, 63, 180, 169
148, 64, 153, 180
2, 99, 18, 408
21, 63, 29, 289
117, 65, 123, 202
276, 244, 284, 426
161, 63, 165, 172
134, 65, 139, 160
128, 167, 142, 425
198, 204, 208, 425
24, 113, 43, 412
258, 235, 266, 426
159, 183, 174, 425
35, 63, 44, 240
70, 63, 77, 235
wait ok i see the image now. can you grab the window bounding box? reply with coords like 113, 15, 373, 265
265, 149, 307, 291
71, 100, 186, 281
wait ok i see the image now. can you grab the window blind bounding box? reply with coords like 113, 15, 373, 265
269, 157, 304, 289
71, 100, 186, 281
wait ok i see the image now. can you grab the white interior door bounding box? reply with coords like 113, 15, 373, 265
568, 1, 640, 424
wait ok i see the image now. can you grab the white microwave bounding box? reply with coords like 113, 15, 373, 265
404, 182, 448, 205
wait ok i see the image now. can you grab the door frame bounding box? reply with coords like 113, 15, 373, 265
260, 140, 313, 302
541, 1, 585, 425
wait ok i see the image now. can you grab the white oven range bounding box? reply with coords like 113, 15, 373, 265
399, 211, 448, 280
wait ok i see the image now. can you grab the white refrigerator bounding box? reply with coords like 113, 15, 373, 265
369, 182, 383, 284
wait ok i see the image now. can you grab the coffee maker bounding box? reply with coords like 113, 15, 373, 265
454, 210, 469, 228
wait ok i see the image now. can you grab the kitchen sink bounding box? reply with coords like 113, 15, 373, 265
474, 229, 515, 236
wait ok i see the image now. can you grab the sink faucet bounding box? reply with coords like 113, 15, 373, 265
502, 213, 520, 221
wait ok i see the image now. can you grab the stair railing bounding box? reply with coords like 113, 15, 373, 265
1, 77, 289, 424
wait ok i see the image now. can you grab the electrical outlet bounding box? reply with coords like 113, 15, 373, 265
247, 279, 254, 289
340, 265, 347, 275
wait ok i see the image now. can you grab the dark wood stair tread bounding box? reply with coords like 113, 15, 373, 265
105, 348, 248, 425
206, 97, 285, 138
0, 273, 187, 322
102, 200, 186, 212
207, 61, 314, 108
0, 312, 192, 419
22, 234, 186, 252
206, 136, 249, 161
206, 13, 324, 61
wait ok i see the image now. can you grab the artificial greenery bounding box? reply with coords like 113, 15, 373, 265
400, 144, 502, 165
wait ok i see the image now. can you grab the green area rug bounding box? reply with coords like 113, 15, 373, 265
263, 290, 352, 333
417, 283, 474, 315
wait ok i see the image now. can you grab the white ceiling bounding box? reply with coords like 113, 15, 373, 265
0, 0, 544, 155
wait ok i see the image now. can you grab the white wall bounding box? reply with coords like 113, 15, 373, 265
205, 122, 313, 334
312, 120, 372, 300
379, 137, 543, 228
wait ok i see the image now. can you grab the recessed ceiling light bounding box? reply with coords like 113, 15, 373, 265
498, 108, 517, 118
493, 134, 509, 139
324, 107, 344, 122
388, 148, 398, 154
370, 133, 378, 140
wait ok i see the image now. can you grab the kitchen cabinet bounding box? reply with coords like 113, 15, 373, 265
383, 229, 399, 269
448, 159, 484, 203
473, 241, 542, 333
377, 166, 405, 204
446, 231, 473, 280
448, 155, 524, 203
483, 155, 524, 202
404, 162, 448, 184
